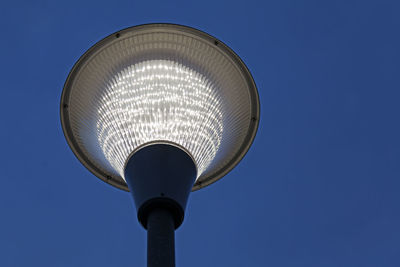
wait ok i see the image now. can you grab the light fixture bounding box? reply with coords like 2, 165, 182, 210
60, 24, 259, 267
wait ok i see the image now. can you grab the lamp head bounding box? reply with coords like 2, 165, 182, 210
61, 24, 259, 195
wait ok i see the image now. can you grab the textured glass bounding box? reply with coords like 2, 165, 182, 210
97, 60, 223, 177
65, 26, 257, 187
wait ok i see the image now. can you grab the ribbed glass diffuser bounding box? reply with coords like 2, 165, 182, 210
61, 24, 259, 191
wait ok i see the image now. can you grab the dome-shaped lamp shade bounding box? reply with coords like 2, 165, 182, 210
60, 24, 260, 191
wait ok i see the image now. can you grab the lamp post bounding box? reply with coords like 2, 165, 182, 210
60, 24, 259, 267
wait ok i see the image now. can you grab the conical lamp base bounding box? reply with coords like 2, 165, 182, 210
124, 143, 197, 229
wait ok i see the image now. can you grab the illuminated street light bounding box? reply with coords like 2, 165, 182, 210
60, 24, 259, 267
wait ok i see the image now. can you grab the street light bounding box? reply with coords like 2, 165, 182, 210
60, 24, 259, 267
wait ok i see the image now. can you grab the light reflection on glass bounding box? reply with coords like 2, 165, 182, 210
95, 60, 223, 179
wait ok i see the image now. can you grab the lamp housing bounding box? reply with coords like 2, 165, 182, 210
60, 24, 260, 193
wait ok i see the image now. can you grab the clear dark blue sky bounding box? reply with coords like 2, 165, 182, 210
1, 0, 399, 266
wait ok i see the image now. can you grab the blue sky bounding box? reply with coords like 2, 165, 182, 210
1, 0, 399, 266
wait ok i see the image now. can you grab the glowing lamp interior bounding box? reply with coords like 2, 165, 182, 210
96, 60, 223, 178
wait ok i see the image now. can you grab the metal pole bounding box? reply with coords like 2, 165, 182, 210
147, 208, 175, 267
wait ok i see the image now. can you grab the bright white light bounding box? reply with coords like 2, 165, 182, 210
95, 60, 223, 179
